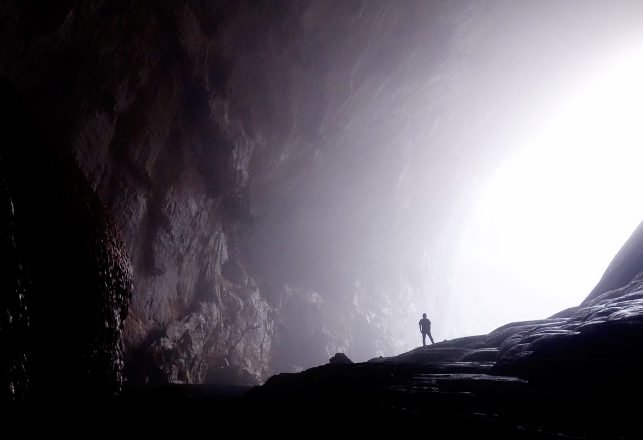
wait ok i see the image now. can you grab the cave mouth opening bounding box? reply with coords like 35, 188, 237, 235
4, 0, 643, 402
449, 39, 643, 337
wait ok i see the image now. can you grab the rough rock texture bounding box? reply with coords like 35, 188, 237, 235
0, 154, 30, 399
3, 0, 643, 391
0, 81, 132, 399
373, 220, 643, 388
238, 221, 643, 437
0, 0, 491, 384
329, 353, 353, 365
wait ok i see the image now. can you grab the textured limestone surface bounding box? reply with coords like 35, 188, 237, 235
3, 0, 643, 392
1, 0, 490, 384
0, 81, 132, 399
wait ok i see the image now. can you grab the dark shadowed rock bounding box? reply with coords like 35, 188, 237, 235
0, 81, 132, 399
236, 215, 643, 434
0, 154, 30, 399
240, 259, 643, 436
329, 353, 353, 365
460, 348, 499, 362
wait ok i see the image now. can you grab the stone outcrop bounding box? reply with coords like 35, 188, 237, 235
329, 353, 353, 365
242, 221, 643, 436
369, 220, 643, 390
0, 81, 132, 399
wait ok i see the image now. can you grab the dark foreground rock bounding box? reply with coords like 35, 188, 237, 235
329, 352, 353, 365
0, 82, 132, 399
115, 291, 643, 437
114, 356, 642, 438
115, 239, 643, 437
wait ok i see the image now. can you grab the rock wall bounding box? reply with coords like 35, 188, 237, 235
0, 80, 131, 399
1, 0, 472, 384
4, 0, 642, 388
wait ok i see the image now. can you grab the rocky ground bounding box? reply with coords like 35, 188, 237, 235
107, 222, 643, 438
118, 273, 643, 438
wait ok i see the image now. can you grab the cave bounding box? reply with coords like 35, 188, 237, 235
2, 1, 643, 436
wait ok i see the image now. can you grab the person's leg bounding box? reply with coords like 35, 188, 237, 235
422, 332, 426, 346
428, 331, 434, 344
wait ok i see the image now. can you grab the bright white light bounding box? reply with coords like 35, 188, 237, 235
452, 42, 643, 335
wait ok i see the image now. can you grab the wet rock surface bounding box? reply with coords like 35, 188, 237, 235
0, 154, 30, 399
124, 286, 643, 436
120, 227, 643, 436
236, 227, 643, 436
0, 82, 132, 398
120, 358, 642, 437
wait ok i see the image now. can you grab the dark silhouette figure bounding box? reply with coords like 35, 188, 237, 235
419, 313, 434, 346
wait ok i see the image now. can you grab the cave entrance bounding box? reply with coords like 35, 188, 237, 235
449, 41, 643, 336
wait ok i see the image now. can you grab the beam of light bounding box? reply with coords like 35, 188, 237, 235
451, 40, 643, 336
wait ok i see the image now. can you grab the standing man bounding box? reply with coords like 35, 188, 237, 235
419, 313, 434, 346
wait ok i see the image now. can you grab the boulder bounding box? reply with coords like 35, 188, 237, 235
329, 353, 353, 365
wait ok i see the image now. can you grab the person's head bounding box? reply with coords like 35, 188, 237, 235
422, 313, 427, 318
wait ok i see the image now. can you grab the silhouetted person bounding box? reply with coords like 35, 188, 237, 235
419, 313, 434, 346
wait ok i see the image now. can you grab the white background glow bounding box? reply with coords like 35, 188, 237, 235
450, 41, 643, 337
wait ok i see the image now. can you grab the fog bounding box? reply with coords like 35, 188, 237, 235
422, 3, 643, 340
237, 1, 643, 365
454, 38, 643, 337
